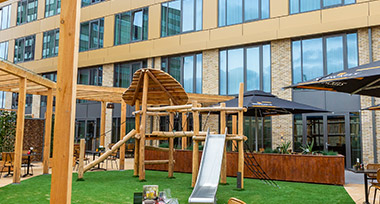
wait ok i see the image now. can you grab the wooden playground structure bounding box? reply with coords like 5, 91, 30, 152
77, 68, 248, 188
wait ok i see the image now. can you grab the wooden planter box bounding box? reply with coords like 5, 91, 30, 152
145, 150, 345, 185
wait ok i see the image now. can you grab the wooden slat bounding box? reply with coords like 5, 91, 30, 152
134, 100, 140, 176
119, 102, 127, 170
139, 73, 149, 181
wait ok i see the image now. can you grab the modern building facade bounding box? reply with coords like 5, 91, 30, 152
0, 0, 379, 168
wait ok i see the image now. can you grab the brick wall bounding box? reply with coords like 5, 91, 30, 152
103, 64, 114, 150
271, 39, 293, 149
372, 26, 380, 163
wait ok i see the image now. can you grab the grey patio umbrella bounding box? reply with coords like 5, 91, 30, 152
223, 90, 328, 151
285, 60, 380, 97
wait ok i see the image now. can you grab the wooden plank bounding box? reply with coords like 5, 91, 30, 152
100, 101, 106, 147
43, 88, 53, 174
182, 113, 188, 150
220, 103, 227, 184
134, 100, 140, 176
168, 101, 174, 178
145, 160, 172, 165
146, 146, 170, 152
77, 139, 85, 179
13, 78, 26, 184
50, 0, 81, 202
147, 104, 192, 112
139, 72, 149, 181
131, 71, 144, 105
192, 102, 199, 187
192, 107, 247, 112
119, 102, 127, 170
238, 83, 244, 189
232, 115, 237, 151
146, 70, 179, 105
84, 130, 136, 172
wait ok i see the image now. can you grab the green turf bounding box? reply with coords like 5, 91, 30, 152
0, 170, 353, 204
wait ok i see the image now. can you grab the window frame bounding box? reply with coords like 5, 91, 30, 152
81, 0, 105, 7
14, 35, 36, 63
219, 44, 271, 95
42, 29, 59, 59
218, 0, 270, 27
114, 7, 149, 46
0, 41, 9, 60
113, 60, 147, 88
0, 4, 11, 30
77, 66, 103, 86
289, 0, 356, 15
291, 32, 359, 84
79, 18, 104, 52
161, 0, 203, 38
17, 0, 38, 25
161, 53, 203, 94
45, 0, 61, 18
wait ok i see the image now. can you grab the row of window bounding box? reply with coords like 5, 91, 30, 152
0, 4, 11, 30
0, 41, 8, 60
290, 0, 355, 14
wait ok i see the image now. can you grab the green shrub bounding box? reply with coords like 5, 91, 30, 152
0, 111, 17, 155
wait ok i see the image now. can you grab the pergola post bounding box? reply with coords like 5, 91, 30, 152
168, 100, 174, 178
119, 101, 127, 170
139, 72, 149, 181
220, 103, 227, 184
192, 101, 199, 187
43, 88, 53, 174
134, 99, 140, 176
13, 77, 26, 184
50, 0, 81, 203
238, 83, 244, 189
100, 101, 106, 147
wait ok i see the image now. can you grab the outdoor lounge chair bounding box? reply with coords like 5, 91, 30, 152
370, 169, 380, 204
228, 197, 246, 204
0, 152, 14, 178
367, 164, 380, 182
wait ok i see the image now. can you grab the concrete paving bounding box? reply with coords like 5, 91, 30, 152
344, 170, 380, 204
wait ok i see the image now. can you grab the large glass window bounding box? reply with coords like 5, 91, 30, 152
80, 18, 104, 52
220, 44, 271, 95
0, 91, 5, 109
41, 72, 57, 107
161, 0, 203, 37
17, 0, 38, 25
81, 0, 105, 7
0, 41, 8, 60
114, 8, 148, 46
45, 0, 61, 17
218, 0, 269, 27
290, 0, 355, 14
11, 93, 33, 109
161, 54, 203, 94
0, 5, 11, 30
14, 35, 36, 63
112, 117, 135, 143
77, 66, 103, 86
114, 60, 147, 88
42, 29, 59, 58
292, 32, 358, 84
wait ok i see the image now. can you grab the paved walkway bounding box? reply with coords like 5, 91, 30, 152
345, 170, 378, 204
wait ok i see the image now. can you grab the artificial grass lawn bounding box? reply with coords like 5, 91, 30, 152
0, 170, 353, 204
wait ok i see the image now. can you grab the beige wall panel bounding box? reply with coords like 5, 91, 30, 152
278, 11, 322, 38
104, 15, 115, 48
77, 52, 90, 68
104, 44, 131, 64
40, 15, 60, 31
208, 24, 243, 48
10, 2, 17, 27
81, 49, 107, 67
151, 35, 181, 56
128, 41, 153, 59
7, 39, 14, 62
242, 18, 279, 44
110, 0, 131, 16
131, 0, 152, 10
270, 0, 288, 18
18, 58, 56, 73
321, 3, 369, 27
179, 31, 208, 52
37, 0, 44, 20
369, 1, 380, 26
357, 0, 371, 2
203, 0, 217, 30
89, 2, 112, 22
149, 4, 161, 40
34, 33, 43, 60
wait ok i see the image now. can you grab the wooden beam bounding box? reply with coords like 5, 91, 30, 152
100, 101, 106, 147
232, 115, 237, 151
50, 0, 81, 202
150, 131, 209, 137
134, 99, 140, 176
145, 146, 170, 152
43, 88, 53, 174
77, 139, 85, 179
119, 101, 127, 170
238, 83, 244, 189
181, 113, 188, 150
220, 103, 227, 184
13, 78, 26, 184
145, 160, 173, 165
168, 101, 174, 178
139, 72, 149, 181
192, 107, 247, 112
192, 102, 200, 187
131, 71, 144, 105
193, 136, 246, 141
147, 104, 193, 112
146, 70, 179, 105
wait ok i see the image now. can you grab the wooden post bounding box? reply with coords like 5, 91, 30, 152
100, 101, 106, 147
134, 99, 140, 176
192, 102, 199, 187
139, 72, 149, 181
43, 88, 53, 174
119, 101, 127, 170
168, 101, 174, 178
181, 113, 188, 150
77, 139, 85, 179
220, 103, 227, 184
13, 78, 26, 184
232, 115, 237, 151
50, 0, 81, 202
237, 83, 244, 189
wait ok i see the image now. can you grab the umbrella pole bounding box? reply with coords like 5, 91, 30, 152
255, 109, 259, 152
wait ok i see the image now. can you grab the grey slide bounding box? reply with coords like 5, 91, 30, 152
188, 128, 227, 204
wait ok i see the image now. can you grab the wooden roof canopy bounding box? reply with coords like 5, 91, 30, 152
122, 68, 188, 106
